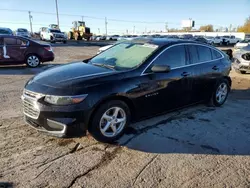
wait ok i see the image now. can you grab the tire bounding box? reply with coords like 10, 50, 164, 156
226, 41, 230, 45
208, 79, 230, 107
63, 40, 67, 44
235, 69, 246, 74
88, 100, 131, 143
219, 41, 222, 46
26, 54, 40, 68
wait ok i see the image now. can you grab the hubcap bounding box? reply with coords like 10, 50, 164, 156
216, 83, 228, 104
27, 56, 39, 67
100, 107, 126, 137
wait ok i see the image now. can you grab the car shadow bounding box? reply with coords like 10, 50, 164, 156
0, 63, 62, 75
117, 88, 250, 155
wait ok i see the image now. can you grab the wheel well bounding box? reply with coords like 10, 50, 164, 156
223, 76, 232, 87
87, 96, 136, 127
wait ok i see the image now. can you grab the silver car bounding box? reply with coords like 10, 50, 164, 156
232, 45, 250, 74
16, 28, 30, 38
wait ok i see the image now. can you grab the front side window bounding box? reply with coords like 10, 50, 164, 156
90, 42, 159, 70
196, 46, 212, 62
17, 39, 28, 46
152, 45, 186, 68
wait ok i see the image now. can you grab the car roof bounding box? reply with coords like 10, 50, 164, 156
128, 38, 201, 47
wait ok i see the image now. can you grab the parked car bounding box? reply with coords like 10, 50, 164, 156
232, 44, 250, 74
40, 28, 67, 43
96, 36, 106, 41
22, 39, 231, 142
179, 34, 193, 39
108, 35, 120, 41
193, 37, 209, 44
207, 36, 223, 45
0, 27, 13, 36
16, 28, 30, 38
0, 35, 54, 67
234, 39, 250, 50
222, 35, 241, 45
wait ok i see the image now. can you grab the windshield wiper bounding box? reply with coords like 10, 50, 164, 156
92, 63, 115, 70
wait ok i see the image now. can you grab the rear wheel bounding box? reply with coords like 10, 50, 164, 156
26, 54, 40, 68
209, 79, 230, 107
88, 100, 131, 143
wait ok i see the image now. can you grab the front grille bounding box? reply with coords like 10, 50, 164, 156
22, 90, 44, 119
23, 98, 40, 119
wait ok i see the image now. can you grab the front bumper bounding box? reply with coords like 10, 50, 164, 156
22, 91, 89, 137
52, 37, 67, 42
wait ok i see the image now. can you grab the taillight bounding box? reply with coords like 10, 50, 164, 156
44, 46, 52, 52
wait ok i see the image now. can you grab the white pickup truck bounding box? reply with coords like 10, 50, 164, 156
222, 35, 241, 45
205, 36, 223, 45
40, 28, 67, 43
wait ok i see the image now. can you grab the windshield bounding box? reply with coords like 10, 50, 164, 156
17, 29, 27, 32
50, 29, 61, 33
90, 42, 159, 70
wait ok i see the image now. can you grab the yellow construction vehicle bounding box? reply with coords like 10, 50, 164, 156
68, 21, 92, 41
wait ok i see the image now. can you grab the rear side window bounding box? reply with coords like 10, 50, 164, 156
197, 46, 212, 62
4, 38, 16, 45
211, 49, 222, 59
187, 45, 199, 64
153, 45, 186, 68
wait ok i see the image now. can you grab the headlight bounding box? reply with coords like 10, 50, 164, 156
44, 94, 88, 105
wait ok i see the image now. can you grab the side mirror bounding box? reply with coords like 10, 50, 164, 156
151, 65, 171, 73
83, 58, 91, 63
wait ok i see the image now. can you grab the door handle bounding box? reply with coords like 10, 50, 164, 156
212, 66, 219, 70
181, 72, 190, 77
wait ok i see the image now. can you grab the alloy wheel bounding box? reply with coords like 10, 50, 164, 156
215, 83, 228, 104
99, 107, 126, 138
27, 55, 40, 67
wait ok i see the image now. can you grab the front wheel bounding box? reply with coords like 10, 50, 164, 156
26, 54, 40, 68
88, 100, 131, 143
209, 79, 230, 107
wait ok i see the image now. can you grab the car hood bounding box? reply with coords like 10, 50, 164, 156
28, 62, 114, 88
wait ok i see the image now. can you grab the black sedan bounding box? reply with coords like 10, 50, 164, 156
0, 35, 54, 67
22, 39, 232, 142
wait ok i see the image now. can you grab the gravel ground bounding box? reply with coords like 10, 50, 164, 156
0, 45, 250, 188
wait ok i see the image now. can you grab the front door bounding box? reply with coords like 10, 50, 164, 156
134, 45, 193, 118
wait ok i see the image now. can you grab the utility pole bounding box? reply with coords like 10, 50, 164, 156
105, 17, 108, 36
98, 28, 100, 34
133, 26, 135, 34
28, 11, 33, 34
165, 22, 168, 32
55, 0, 60, 27
81, 16, 84, 23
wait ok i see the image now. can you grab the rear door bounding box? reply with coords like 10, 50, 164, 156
3, 37, 27, 63
186, 44, 223, 102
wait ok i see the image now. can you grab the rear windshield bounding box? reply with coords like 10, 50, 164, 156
0, 29, 11, 34
17, 29, 28, 32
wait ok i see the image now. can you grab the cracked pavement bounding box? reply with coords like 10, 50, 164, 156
1, 46, 250, 188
